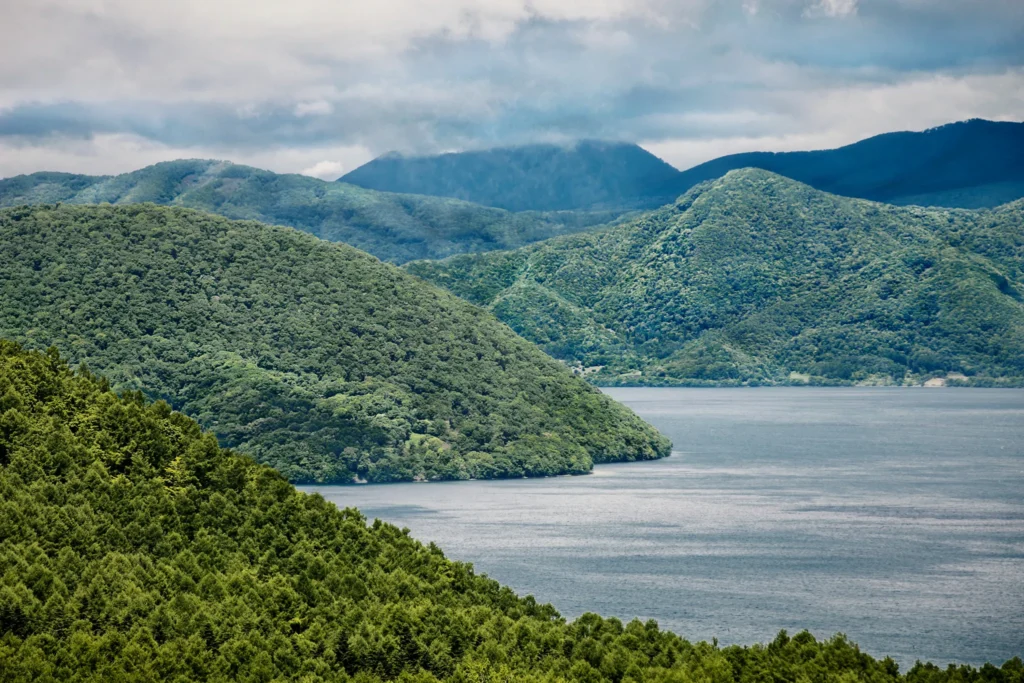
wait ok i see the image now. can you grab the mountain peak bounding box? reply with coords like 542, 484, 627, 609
340, 139, 680, 212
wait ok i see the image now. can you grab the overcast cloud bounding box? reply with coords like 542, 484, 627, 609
1, 0, 1022, 178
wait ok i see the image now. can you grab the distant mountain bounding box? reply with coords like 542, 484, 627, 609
342, 120, 1024, 212
339, 140, 682, 211
0, 160, 619, 263
0, 203, 669, 483
662, 119, 1024, 209
407, 169, 1024, 386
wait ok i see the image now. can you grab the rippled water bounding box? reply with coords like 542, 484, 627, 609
303, 388, 1024, 667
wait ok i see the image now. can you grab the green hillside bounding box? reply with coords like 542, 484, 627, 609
0, 204, 669, 483
2, 342, 1020, 682
407, 170, 1024, 386
0, 160, 620, 263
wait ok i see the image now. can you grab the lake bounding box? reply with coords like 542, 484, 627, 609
303, 388, 1024, 668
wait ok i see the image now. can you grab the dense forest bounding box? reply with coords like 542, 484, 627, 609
407, 170, 1024, 386
0, 160, 621, 263
1, 342, 1021, 682
0, 204, 669, 483
340, 140, 681, 211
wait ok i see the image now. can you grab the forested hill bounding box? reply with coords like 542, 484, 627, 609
662, 119, 1024, 209
3, 342, 1022, 682
0, 204, 669, 483
406, 169, 1024, 387
339, 140, 682, 211
0, 159, 620, 263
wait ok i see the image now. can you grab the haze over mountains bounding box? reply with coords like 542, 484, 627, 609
344, 119, 1024, 211
407, 169, 1024, 386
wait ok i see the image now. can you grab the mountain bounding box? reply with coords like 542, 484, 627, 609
339, 140, 682, 211
406, 169, 1024, 386
5, 342, 1018, 681
341, 120, 1024, 212
0, 159, 619, 263
0, 203, 669, 483
663, 119, 1024, 209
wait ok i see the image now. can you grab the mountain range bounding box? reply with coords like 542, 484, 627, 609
407, 169, 1024, 386
0, 159, 618, 263
344, 119, 1024, 211
0, 203, 669, 484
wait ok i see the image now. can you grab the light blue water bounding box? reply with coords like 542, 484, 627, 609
303, 388, 1024, 667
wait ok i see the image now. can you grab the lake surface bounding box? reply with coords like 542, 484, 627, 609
304, 388, 1024, 667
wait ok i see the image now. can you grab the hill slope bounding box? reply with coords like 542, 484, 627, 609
339, 140, 681, 211
0, 204, 669, 483
4, 342, 1019, 681
0, 160, 619, 263
407, 170, 1024, 386
664, 119, 1024, 209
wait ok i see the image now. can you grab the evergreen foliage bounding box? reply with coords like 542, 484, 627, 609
406, 170, 1024, 386
0, 204, 669, 483
0, 160, 620, 264
1, 342, 1020, 682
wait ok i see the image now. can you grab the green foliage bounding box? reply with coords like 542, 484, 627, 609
2, 343, 1019, 682
0, 204, 669, 483
0, 160, 620, 263
406, 170, 1024, 386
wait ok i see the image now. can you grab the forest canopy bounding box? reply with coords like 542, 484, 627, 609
407, 170, 1024, 386
1, 342, 1020, 682
0, 204, 669, 483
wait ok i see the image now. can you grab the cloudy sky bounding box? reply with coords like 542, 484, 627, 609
1, 0, 1022, 179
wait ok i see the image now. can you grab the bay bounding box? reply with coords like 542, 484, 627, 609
303, 387, 1024, 667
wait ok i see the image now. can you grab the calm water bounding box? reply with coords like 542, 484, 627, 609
303, 388, 1024, 667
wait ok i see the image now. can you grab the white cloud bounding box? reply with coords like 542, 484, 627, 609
641, 69, 1024, 170
300, 160, 346, 180
0, 133, 374, 180
294, 101, 334, 117
804, 0, 859, 18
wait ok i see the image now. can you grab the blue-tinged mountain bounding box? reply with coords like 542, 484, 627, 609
339, 140, 682, 211
342, 120, 1024, 212
663, 119, 1024, 209
0, 159, 618, 263
407, 169, 1024, 386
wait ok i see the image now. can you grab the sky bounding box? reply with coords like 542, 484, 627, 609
1, 0, 1022, 179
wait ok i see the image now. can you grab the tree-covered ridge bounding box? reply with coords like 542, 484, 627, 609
0, 204, 669, 483
1, 342, 1020, 682
0, 159, 621, 263
406, 170, 1024, 386
340, 140, 682, 212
